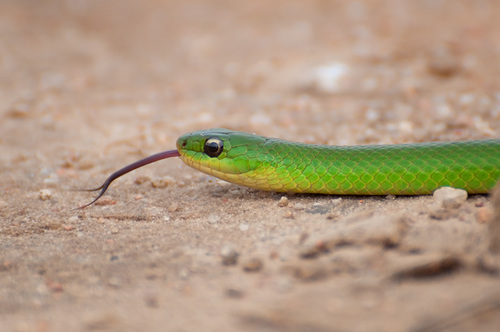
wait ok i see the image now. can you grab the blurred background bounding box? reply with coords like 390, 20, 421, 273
2, 0, 499, 158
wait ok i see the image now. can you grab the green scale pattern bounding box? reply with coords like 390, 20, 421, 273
177, 129, 500, 195
246, 139, 500, 194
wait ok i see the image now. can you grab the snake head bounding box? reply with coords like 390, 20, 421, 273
176, 128, 267, 180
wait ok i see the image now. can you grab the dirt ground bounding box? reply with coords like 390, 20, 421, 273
1, 0, 500, 331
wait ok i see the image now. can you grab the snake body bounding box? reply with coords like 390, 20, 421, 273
81, 128, 500, 207
177, 129, 500, 195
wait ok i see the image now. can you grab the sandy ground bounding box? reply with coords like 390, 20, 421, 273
1, 0, 500, 331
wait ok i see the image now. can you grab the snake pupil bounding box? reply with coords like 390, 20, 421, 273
204, 137, 224, 157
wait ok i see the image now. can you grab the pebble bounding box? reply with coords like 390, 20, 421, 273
134, 176, 150, 185
239, 222, 249, 231
277, 196, 289, 207
427, 47, 460, 77
220, 244, 239, 265
167, 203, 179, 212
288, 262, 326, 281
305, 62, 350, 93
242, 257, 263, 272
433, 187, 467, 209
151, 176, 174, 188
39, 189, 52, 200
207, 214, 220, 224
283, 210, 294, 219
68, 215, 79, 223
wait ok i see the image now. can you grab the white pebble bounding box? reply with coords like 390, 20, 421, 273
68, 216, 79, 223
239, 222, 250, 231
433, 187, 468, 209
278, 196, 289, 207
308, 62, 350, 93
39, 189, 52, 200
207, 214, 220, 224
220, 244, 239, 265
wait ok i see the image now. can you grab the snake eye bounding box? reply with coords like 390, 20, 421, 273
204, 137, 224, 158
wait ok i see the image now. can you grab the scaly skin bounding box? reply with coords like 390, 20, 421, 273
177, 128, 500, 195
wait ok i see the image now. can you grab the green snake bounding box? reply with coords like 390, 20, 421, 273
81, 128, 500, 208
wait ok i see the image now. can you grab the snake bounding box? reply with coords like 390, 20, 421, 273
80, 128, 500, 208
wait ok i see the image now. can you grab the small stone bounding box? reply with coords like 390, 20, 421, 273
39, 189, 52, 200
239, 223, 250, 231
325, 212, 340, 220
278, 196, 289, 207
220, 244, 239, 265
242, 257, 263, 272
304, 62, 350, 93
283, 210, 294, 219
289, 262, 326, 281
475, 200, 485, 207
427, 47, 460, 77
151, 176, 174, 188
68, 215, 79, 223
43, 222, 62, 230
429, 209, 455, 220
110, 227, 119, 234
433, 187, 467, 209
167, 203, 179, 212
207, 214, 220, 224
134, 176, 150, 185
